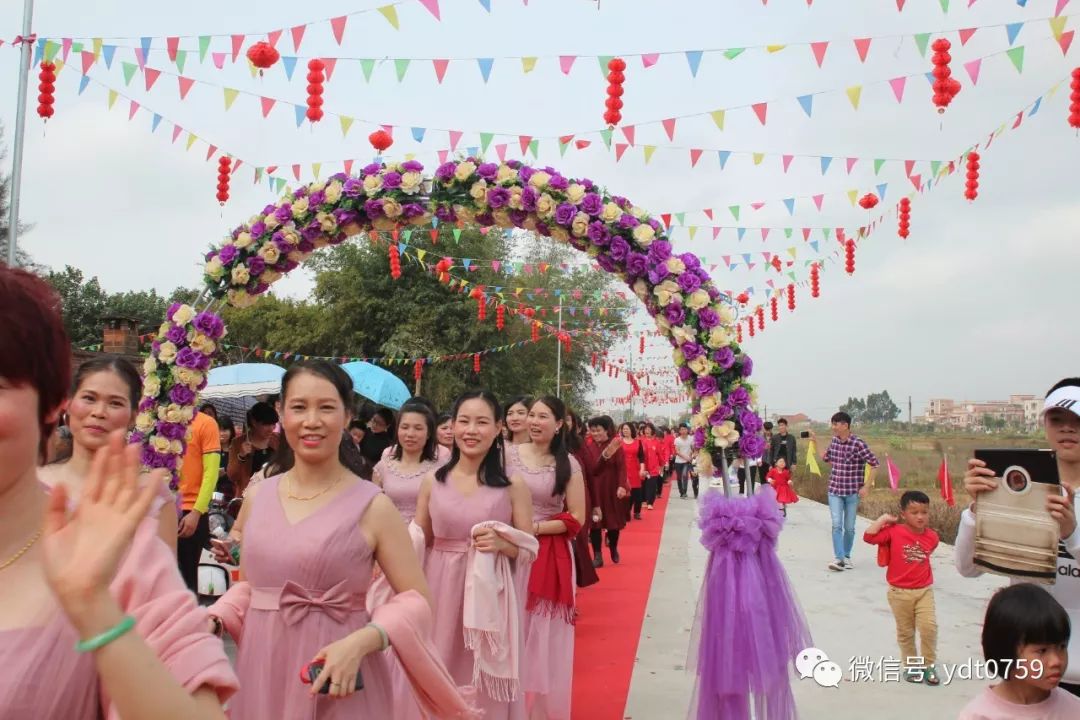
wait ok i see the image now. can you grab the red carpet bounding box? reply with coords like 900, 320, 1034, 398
571, 483, 671, 720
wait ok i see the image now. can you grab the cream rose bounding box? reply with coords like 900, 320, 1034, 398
135, 413, 154, 433
317, 212, 337, 233
551, 226, 570, 243
536, 194, 555, 220
601, 202, 621, 222
686, 289, 711, 310
231, 266, 251, 285
150, 435, 172, 453
372, 216, 396, 232
670, 325, 695, 344
143, 356, 158, 375
508, 187, 524, 210
286, 250, 304, 263
528, 171, 551, 189
672, 348, 685, 366
143, 374, 162, 397
496, 164, 516, 183
400, 172, 423, 195
171, 305, 195, 326
170, 440, 185, 455
324, 181, 343, 203
281, 228, 301, 246
571, 212, 590, 238
454, 161, 477, 182
632, 223, 656, 246
263, 214, 280, 231
156, 342, 178, 363
457, 207, 476, 224
700, 394, 720, 417
654, 279, 681, 306
363, 175, 384, 196
258, 244, 281, 264
633, 278, 649, 300
262, 270, 282, 284
205, 257, 224, 281
688, 356, 714, 377
707, 327, 732, 349
382, 199, 403, 218
190, 334, 217, 355
566, 184, 586, 204
692, 413, 708, 430
522, 216, 538, 231
631, 206, 648, 220
666, 257, 686, 274
695, 452, 714, 479
227, 289, 255, 308
654, 314, 671, 332
233, 232, 253, 250
493, 209, 514, 228
291, 197, 310, 218
470, 180, 488, 202
718, 305, 735, 325
175, 367, 202, 388
181, 406, 195, 423
313, 236, 330, 249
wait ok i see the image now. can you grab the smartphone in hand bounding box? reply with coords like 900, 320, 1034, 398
800, 431, 811, 439
210, 538, 240, 565
301, 662, 364, 694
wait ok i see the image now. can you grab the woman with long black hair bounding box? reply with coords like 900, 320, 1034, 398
504, 395, 533, 446
582, 417, 630, 567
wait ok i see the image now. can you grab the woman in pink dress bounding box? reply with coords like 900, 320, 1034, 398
506, 396, 586, 720
374, 402, 443, 523
209, 360, 433, 718
416, 390, 535, 720
504, 395, 533, 446
0, 267, 237, 719
38, 355, 177, 553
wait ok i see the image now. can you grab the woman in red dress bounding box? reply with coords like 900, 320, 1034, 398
640, 423, 663, 511
618, 423, 646, 521
582, 416, 630, 567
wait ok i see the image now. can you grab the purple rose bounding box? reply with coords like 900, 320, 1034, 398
739, 410, 763, 434
580, 178, 595, 190
434, 162, 455, 181
618, 214, 639, 230
364, 199, 385, 217
217, 244, 238, 265
729, 387, 751, 408
678, 272, 702, 293
739, 433, 766, 460
274, 236, 291, 253
518, 166, 535, 183
581, 193, 602, 216
247, 256, 266, 276
535, 221, 551, 237
509, 209, 528, 227
549, 174, 569, 190
252, 282, 270, 295
521, 186, 539, 211
555, 203, 577, 226
250, 221, 267, 238
274, 204, 292, 222
333, 208, 360, 227
301, 222, 322, 241
609, 236, 630, 261
293, 186, 308, 199
298, 238, 315, 253
698, 307, 721, 330
709, 405, 734, 426
401, 160, 423, 173
382, 171, 402, 189
475, 211, 494, 226
193, 311, 225, 339
330, 172, 349, 182
435, 205, 456, 222
343, 177, 364, 197
647, 265, 669, 286
308, 190, 326, 207
262, 204, 276, 215
693, 428, 706, 449
681, 341, 704, 361
665, 303, 686, 326
175, 347, 201, 370
363, 163, 383, 177
596, 254, 617, 273
695, 375, 718, 397
587, 222, 610, 246
506, 160, 522, 169
169, 384, 195, 406
487, 187, 511, 209
709, 287, 722, 301
167, 302, 182, 319
626, 253, 648, 278
741, 356, 754, 377
678, 366, 693, 383
402, 203, 425, 219
612, 195, 629, 208
477, 162, 498, 180
681, 252, 701, 271
648, 240, 672, 262
138, 397, 156, 412
164, 324, 187, 345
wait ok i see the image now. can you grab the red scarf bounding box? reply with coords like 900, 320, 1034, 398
526, 512, 582, 625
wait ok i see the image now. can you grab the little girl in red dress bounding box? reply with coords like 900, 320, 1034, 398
766, 457, 798, 515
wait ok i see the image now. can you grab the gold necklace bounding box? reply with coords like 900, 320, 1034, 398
286, 472, 342, 501
0, 529, 42, 572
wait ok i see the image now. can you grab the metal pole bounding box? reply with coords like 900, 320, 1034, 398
555, 295, 563, 398
6, 0, 35, 267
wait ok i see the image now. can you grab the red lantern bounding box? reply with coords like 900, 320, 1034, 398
639, 334, 645, 354
756, 306, 765, 331
37, 61, 56, 120
931, 38, 960, 114
496, 304, 505, 330
898, 197, 912, 239
470, 288, 486, 321
736, 291, 749, 305
1069, 68, 1080, 129
523, 307, 536, 319
369, 129, 393, 153
964, 151, 980, 202
736, 323, 744, 344
435, 257, 452, 283
246, 41, 280, 75
388, 244, 402, 279
473, 353, 481, 373
845, 239, 856, 275
810, 262, 821, 298
771, 255, 783, 273
216, 156, 231, 205
858, 193, 879, 210
306, 59, 325, 123
414, 359, 423, 383
531, 322, 540, 342
786, 283, 796, 311
747, 318, 756, 338
770, 296, 779, 322
604, 57, 626, 127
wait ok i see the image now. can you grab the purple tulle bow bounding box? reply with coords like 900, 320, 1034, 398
689, 488, 812, 720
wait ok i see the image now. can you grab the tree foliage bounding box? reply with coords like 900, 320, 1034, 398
839, 391, 901, 425
0, 123, 38, 270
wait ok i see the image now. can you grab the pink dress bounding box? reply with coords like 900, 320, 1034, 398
229, 475, 393, 719
0, 510, 237, 718
425, 478, 527, 720
506, 445, 577, 720
375, 457, 440, 524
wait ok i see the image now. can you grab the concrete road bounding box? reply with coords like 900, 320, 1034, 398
625, 487, 1006, 719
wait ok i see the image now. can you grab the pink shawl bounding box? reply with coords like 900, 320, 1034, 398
209, 580, 250, 643
366, 520, 427, 614
463, 520, 538, 702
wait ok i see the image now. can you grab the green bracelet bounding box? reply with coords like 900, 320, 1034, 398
75, 614, 136, 653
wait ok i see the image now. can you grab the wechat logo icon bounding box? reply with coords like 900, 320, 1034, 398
796, 647, 842, 688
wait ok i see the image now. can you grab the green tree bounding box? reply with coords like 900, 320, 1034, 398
839, 396, 866, 423
864, 390, 901, 424
45, 265, 108, 346
0, 123, 37, 269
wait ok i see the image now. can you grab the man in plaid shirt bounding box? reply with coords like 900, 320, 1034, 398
810, 411, 880, 571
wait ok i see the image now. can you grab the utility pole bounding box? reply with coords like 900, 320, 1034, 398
555, 295, 563, 399
6, 0, 35, 266
908, 395, 912, 425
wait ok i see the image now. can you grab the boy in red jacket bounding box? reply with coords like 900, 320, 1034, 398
863, 490, 941, 686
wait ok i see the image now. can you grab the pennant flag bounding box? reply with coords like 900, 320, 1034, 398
78, 75, 90, 94
223, 88, 239, 110
812, 194, 824, 210
138, 37, 151, 68
260, 97, 276, 118
212, 52, 226, 69
175, 49, 187, 73
229, 34, 244, 62
751, 103, 768, 125
783, 198, 795, 215
559, 55, 576, 74
846, 157, 858, 174
1006, 22, 1023, 46
186, 132, 198, 150
478, 0, 491, 11
876, 183, 888, 202
1056, 0, 1071, 16
752, 152, 764, 166
171, 125, 183, 143
806, 440, 822, 476
643, 146, 657, 163
614, 143, 629, 161
820, 156, 833, 174
449, 130, 463, 150
144, 67, 161, 91
690, 148, 703, 167
127, 100, 140, 120
432, 58, 449, 83
729, 205, 740, 221
810, 41, 829, 67
889, 76, 906, 102
847, 189, 858, 207
521, 56, 537, 73
378, 6, 400, 30
723, 48, 745, 60
418, 0, 441, 19
1060, 30, 1074, 55
102, 44, 117, 68
478, 58, 494, 82
964, 58, 982, 84
718, 150, 731, 168
662, 118, 677, 141
853, 37, 872, 62
178, 75, 195, 99
194, 35, 209, 62
710, 110, 725, 130
959, 27, 977, 45
796, 94, 814, 117
938, 455, 955, 506
294, 104, 306, 127
121, 61, 137, 86
1006, 46, 1025, 73
685, 50, 703, 77
845, 85, 862, 109
782, 155, 794, 172
1050, 15, 1068, 41
394, 58, 410, 81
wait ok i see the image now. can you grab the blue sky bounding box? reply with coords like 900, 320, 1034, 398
1, 0, 1077, 419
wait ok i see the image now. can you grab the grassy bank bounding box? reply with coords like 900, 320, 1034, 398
789, 429, 1042, 544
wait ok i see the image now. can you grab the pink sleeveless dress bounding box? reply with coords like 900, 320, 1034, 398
376, 457, 440, 524
506, 445, 577, 720
229, 475, 393, 719
425, 478, 527, 720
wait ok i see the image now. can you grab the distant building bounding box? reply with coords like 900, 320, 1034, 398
71, 316, 146, 380
924, 394, 1038, 431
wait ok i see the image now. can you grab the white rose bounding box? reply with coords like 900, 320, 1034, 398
171, 305, 195, 326
324, 181, 343, 203
632, 223, 656, 246
666, 257, 686, 274
717, 305, 735, 325
566, 184, 586, 204
707, 327, 732, 349
631, 206, 648, 220
454, 161, 477, 182
143, 356, 158, 375
529, 171, 551, 189
143, 374, 161, 397
400, 172, 423, 194
291, 197, 310, 217
686, 289, 711, 310
135, 413, 154, 432
653, 280, 681, 306
150, 435, 172, 453
205, 257, 224, 280
362, 175, 384, 195
670, 325, 695, 344
601, 203, 621, 222
233, 232, 254, 250
156, 343, 177, 364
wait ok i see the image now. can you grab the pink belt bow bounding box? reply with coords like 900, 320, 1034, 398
252, 579, 365, 626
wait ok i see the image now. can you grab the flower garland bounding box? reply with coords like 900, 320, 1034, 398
133, 303, 226, 489
196, 157, 762, 476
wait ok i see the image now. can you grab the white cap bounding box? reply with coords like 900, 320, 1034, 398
1043, 385, 1080, 419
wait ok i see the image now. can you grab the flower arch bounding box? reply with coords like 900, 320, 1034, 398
135, 158, 763, 490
